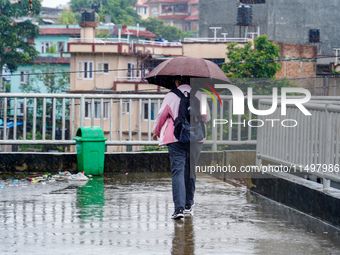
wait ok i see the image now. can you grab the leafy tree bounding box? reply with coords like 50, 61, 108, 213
217, 35, 298, 151
222, 35, 282, 79
59, 9, 77, 25
21, 64, 70, 94
158, 24, 182, 41
71, 0, 140, 25
140, 17, 182, 41
0, 0, 41, 91
181, 30, 197, 41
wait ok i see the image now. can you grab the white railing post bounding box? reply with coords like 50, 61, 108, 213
80, 96, 85, 127
212, 97, 218, 152
323, 106, 332, 189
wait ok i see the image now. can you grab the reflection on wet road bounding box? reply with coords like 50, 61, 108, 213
0, 173, 339, 254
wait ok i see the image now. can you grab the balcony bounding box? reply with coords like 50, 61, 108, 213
68, 38, 182, 56
114, 76, 145, 82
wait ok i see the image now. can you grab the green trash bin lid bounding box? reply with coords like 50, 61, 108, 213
73, 127, 107, 142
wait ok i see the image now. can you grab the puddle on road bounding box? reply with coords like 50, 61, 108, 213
0, 172, 339, 255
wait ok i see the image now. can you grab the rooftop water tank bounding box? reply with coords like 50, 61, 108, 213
81, 11, 95, 22
237, 5, 253, 25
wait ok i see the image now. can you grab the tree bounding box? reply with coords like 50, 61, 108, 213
222, 35, 282, 79
181, 30, 197, 41
59, 9, 77, 25
140, 17, 182, 41
71, 0, 141, 25
0, 0, 41, 91
21, 64, 70, 94
218, 35, 297, 151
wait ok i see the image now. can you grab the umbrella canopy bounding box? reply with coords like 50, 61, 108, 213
145, 57, 231, 90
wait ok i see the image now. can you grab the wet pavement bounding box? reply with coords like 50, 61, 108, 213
0, 172, 340, 255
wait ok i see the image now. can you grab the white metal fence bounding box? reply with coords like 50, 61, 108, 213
183, 38, 248, 43
256, 99, 340, 186
69, 38, 182, 47
1, 93, 339, 167
0, 93, 263, 148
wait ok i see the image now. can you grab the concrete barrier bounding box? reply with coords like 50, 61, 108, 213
0, 150, 227, 174
250, 171, 340, 228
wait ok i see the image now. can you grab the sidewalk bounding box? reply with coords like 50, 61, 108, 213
0, 173, 339, 254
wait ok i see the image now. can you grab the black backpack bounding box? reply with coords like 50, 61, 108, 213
171, 88, 206, 143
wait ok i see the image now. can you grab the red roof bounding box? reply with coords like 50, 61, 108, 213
158, 15, 189, 19
121, 26, 156, 39
185, 15, 198, 20
188, 0, 199, 4
40, 28, 81, 36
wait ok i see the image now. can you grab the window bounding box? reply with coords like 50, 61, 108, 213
85, 101, 109, 119
141, 63, 147, 78
205, 58, 225, 66
127, 63, 135, 80
97, 62, 109, 74
18, 102, 24, 116
162, 4, 173, 13
20, 71, 29, 84
57, 42, 65, 52
174, 4, 187, 12
41, 42, 53, 53
78, 61, 94, 79
152, 7, 158, 17
137, 7, 147, 15
122, 101, 132, 114
143, 102, 159, 121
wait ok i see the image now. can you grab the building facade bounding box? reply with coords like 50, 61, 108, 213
199, 0, 339, 57
136, 0, 199, 32
11, 25, 80, 94
68, 20, 182, 152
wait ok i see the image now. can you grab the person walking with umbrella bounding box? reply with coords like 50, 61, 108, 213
147, 57, 230, 220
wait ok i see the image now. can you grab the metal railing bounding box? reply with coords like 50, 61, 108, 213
135, 39, 182, 47
69, 38, 182, 47
69, 38, 129, 44
0, 93, 261, 149
1, 93, 339, 156
114, 77, 145, 82
183, 38, 248, 43
256, 99, 340, 186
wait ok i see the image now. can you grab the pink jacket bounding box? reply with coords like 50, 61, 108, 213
153, 84, 211, 145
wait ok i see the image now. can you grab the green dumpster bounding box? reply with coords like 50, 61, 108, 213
73, 127, 107, 175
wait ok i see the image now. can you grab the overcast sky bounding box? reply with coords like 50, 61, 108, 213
41, 0, 70, 8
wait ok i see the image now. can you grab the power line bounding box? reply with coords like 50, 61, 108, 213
219, 55, 338, 67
